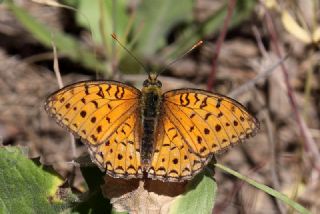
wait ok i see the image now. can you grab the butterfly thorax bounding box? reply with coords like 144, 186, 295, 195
140, 77, 162, 169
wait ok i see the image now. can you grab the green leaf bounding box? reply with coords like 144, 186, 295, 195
75, 0, 129, 54
6, 1, 108, 75
167, 0, 257, 59
215, 163, 311, 214
169, 171, 217, 214
0, 146, 65, 213
111, 209, 128, 214
72, 165, 112, 213
135, 0, 193, 57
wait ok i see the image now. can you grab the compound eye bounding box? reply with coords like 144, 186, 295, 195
143, 80, 150, 87
156, 80, 162, 87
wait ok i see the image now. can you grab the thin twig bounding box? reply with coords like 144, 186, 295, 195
207, 0, 237, 91
111, 0, 118, 77
251, 25, 286, 212
99, 0, 108, 79
52, 41, 63, 88
52, 40, 77, 182
213, 161, 268, 213
261, 109, 286, 214
263, 6, 320, 173
252, 26, 268, 58
228, 55, 289, 98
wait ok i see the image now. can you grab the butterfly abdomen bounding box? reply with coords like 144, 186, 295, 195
141, 86, 162, 169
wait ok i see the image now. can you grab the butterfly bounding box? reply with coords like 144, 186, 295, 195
45, 73, 259, 182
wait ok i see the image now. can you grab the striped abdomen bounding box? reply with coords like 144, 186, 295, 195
141, 90, 161, 168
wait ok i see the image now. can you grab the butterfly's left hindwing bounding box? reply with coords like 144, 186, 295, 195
148, 114, 206, 182
45, 80, 143, 178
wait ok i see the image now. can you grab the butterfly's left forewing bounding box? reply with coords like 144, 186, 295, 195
45, 81, 143, 178
148, 89, 259, 181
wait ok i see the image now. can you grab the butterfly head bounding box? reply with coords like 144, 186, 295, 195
142, 73, 162, 95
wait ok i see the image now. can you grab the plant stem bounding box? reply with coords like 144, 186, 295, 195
207, 0, 237, 91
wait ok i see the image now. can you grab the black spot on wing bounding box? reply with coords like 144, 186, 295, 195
107, 103, 112, 110
173, 158, 178, 164
90, 117, 96, 123
197, 136, 202, 144
184, 93, 190, 106
205, 113, 212, 120
217, 112, 223, 118
194, 93, 200, 104
91, 100, 98, 108
124, 122, 132, 128
97, 86, 104, 98
96, 126, 102, 133
204, 128, 210, 134
115, 166, 124, 172
127, 165, 136, 170
84, 84, 89, 95
183, 167, 191, 173
106, 85, 111, 95
200, 147, 207, 153
216, 98, 223, 108
170, 146, 177, 151
200, 97, 208, 109
169, 170, 179, 175
91, 134, 97, 142
115, 86, 124, 99
80, 110, 86, 118
168, 127, 175, 132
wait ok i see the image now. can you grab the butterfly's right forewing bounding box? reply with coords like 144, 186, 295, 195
45, 80, 143, 178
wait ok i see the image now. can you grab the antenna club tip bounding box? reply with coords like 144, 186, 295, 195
111, 33, 117, 39
191, 40, 204, 49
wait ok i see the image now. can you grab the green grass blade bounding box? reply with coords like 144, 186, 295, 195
215, 163, 311, 214
75, 0, 129, 54
169, 171, 217, 214
135, 0, 193, 57
167, 0, 256, 59
7, 1, 108, 74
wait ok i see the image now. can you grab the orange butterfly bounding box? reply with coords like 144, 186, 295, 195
45, 73, 259, 182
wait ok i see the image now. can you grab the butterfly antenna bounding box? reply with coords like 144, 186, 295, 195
156, 40, 203, 78
111, 33, 149, 76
